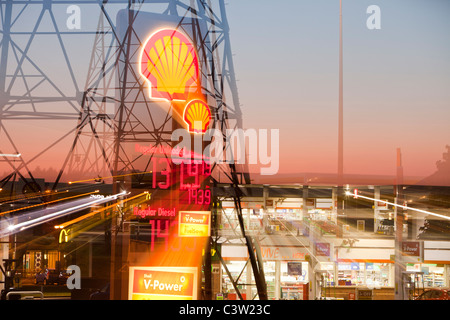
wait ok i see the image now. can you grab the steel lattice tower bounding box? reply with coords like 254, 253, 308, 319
0, 0, 266, 300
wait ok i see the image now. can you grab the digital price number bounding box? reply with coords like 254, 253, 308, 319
147, 219, 198, 252
148, 159, 211, 191
187, 187, 211, 205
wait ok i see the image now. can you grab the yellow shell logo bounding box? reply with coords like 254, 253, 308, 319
183, 99, 211, 134
140, 29, 199, 101
140, 28, 211, 134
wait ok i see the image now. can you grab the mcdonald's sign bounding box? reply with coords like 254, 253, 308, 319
59, 228, 71, 243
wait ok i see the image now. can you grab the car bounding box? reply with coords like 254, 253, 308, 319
415, 289, 450, 300
35, 271, 46, 284
89, 283, 110, 300
58, 270, 70, 285
44, 269, 69, 285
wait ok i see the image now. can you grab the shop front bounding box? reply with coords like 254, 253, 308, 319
325, 238, 396, 299
221, 245, 309, 300
335, 262, 392, 287
221, 198, 303, 236
21, 249, 60, 282
413, 240, 450, 288
321, 239, 450, 299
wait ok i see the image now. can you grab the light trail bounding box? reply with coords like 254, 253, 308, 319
0, 182, 103, 204
10, 200, 129, 256
55, 195, 151, 257
0, 153, 21, 158
0, 190, 99, 217
272, 215, 324, 263
0, 190, 53, 204
68, 171, 153, 185
345, 190, 450, 221
54, 192, 149, 229
1, 191, 127, 236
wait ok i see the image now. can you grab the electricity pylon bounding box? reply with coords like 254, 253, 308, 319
0, 0, 266, 300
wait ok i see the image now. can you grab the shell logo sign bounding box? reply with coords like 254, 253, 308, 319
139, 29, 198, 101
183, 99, 211, 134
139, 29, 211, 134
128, 266, 198, 300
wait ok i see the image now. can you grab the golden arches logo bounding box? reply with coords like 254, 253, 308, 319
139, 28, 211, 134
59, 228, 70, 244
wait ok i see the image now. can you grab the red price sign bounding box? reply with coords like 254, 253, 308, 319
188, 187, 211, 205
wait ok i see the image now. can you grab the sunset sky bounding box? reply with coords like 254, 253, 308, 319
226, 0, 450, 180
1, 0, 449, 185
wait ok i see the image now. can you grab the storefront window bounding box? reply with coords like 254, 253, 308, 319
281, 261, 308, 283
365, 263, 390, 287
338, 262, 364, 285
407, 264, 445, 288
280, 261, 308, 300
319, 262, 335, 286
221, 261, 249, 299
337, 262, 391, 287
264, 261, 276, 300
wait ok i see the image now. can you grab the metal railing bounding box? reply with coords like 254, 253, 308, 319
6, 291, 44, 300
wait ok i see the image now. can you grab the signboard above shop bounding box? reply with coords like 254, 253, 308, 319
401, 241, 423, 263
314, 242, 333, 262
221, 245, 309, 261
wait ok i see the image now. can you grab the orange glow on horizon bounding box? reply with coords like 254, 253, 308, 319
68, 171, 153, 185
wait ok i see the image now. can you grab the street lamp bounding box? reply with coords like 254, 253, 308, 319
338, 0, 343, 185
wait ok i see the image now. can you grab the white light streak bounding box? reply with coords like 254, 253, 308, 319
0, 153, 21, 158
345, 190, 450, 221
1, 191, 126, 236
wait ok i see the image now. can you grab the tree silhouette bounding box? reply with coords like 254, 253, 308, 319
416, 145, 450, 239
435, 145, 450, 172
417, 218, 450, 240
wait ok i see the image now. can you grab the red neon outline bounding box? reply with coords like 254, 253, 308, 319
139, 28, 199, 102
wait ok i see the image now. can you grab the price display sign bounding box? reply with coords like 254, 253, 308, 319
178, 211, 211, 237
129, 266, 198, 300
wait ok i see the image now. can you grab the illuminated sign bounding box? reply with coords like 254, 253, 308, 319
128, 266, 198, 300
59, 228, 70, 243
140, 29, 199, 101
178, 211, 211, 237
133, 206, 176, 218
183, 99, 211, 134
259, 246, 307, 261
139, 28, 211, 134
135, 143, 209, 165
401, 241, 423, 262
315, 242, 331, 257
186, 187, 211, 205
402, 241, 420, 256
